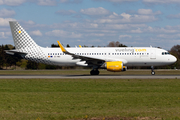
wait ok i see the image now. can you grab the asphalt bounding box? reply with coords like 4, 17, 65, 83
1, 75, 180, 79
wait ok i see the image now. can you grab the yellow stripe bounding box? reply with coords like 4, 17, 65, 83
57, 41, 66, 52
79, 45, 82, 48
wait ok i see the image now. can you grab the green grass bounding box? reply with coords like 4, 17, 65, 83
0, 69, 180, 75
0, 79, 180, 119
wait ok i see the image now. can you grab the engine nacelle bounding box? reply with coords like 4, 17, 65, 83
105, 61, 127, 72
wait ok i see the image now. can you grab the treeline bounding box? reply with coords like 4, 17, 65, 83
0, 45, 21, 69
0, 41, 179, 70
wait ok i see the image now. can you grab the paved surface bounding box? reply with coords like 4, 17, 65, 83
1, 75, 180, 79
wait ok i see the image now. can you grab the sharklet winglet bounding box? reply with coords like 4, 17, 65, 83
57, 41, 66, 52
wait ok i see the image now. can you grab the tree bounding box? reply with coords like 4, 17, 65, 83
51, 44, 59, 47
0, 45, 4, 69
51, 44, 70, 48
66, 44, 70, 47
169, 45, 180, 69
107, 41, 127, 47
26, 61, 39, 69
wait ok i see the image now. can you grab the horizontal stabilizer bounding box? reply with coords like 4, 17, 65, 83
5, 50, 27, 55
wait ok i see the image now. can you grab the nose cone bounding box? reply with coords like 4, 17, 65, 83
171, 55, 177, 63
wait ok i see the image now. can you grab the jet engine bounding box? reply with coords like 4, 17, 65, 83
104, 61, 127, 72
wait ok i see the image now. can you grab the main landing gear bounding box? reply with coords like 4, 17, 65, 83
90, 69, 99, 75
151, 66, 155, 75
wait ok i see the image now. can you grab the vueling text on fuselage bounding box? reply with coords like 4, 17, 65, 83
115, 48, 147, 53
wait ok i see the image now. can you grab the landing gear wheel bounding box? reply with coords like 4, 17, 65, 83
151, 66, 155, 75
90, 70, 99, 75
151, 71, 155, 75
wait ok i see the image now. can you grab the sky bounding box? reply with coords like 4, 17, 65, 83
1, 0, 180, 50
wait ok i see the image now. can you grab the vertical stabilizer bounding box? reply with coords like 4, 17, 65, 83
9, 21, 39, 50
9, 21, 52, 65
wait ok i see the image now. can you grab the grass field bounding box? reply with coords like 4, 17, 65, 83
0, 78, 180, 120
0, 69, 180, 75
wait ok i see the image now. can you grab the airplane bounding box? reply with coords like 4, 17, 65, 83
6, 21, 177, 75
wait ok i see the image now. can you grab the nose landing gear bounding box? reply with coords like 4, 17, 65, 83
151, 66, 155, 75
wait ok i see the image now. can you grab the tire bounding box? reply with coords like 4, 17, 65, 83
90, 70, 99, 75
151, 71, 155, 75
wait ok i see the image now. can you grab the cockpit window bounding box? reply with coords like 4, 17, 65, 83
162, 52, 170, 55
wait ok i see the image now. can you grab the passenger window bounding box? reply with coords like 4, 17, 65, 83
109, 53, 110, 55
127, 53, 129, 55
125, 53, 126, 55
120, 53, 121, 55
122, 53, 124, 55
117, 53, 119, 55
94, 53, 96, 55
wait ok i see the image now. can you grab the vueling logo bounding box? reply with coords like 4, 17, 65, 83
135, 49, 146, 52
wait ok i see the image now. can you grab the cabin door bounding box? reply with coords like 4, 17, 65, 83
150, 49, 156, 59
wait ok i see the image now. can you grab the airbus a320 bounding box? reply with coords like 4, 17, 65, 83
6, 21, 177, 75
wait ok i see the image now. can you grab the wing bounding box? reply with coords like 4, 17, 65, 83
57, 41, 105, 67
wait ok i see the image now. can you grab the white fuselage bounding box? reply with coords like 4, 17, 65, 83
40, 47, 177, 67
